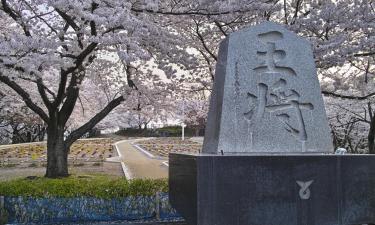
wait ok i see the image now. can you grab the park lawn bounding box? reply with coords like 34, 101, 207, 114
0, 174, 168, 198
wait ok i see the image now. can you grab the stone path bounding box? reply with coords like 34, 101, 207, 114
115, 139, 168, 179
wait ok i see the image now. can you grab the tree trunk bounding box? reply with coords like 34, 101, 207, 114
26, 131, 32, 143
38, 126, 46, 141
368, 116, 375, 154
45, 122, 69, 178
11, 124, 21, 144
195, 128, 199, 137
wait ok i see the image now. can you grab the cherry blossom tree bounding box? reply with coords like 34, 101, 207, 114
0, 82, 46, 144
325, 96, 369, 153
171, 90, 209, 136
0, 0, 185, 177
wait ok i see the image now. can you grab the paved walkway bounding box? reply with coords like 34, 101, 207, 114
115, 139, 168, 179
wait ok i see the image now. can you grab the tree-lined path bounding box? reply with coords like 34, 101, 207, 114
115, 139, 168, 179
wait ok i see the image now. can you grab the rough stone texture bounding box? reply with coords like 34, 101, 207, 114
203, 22, 333, 154
169, 153, 375, 225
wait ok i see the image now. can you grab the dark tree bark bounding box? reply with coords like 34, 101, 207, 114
11, 124, 21, 144
45, 121, 69, 178
367, 103, 375, 154
368, 117, 375, 154
44, 95, 124, 178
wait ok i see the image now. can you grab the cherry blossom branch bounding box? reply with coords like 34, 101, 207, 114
54, 8, 83, 49
0, 73, 49, 122
22, 0, 58, 35
18, 77, 56, 99
130, 6, 255, 16
53, 70, 68, 107
322, 90, 375, 100
58, 71, 83, 124
213, 21, 228, 37
64, 42, 98, 75
194, 20, 217, 61
1, 0, 31, 36
64, 95, 124, 147
354, 52, 375, 57
36, 77, 53, 110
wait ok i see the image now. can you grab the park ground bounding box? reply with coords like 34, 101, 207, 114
0, 136, 203, 180
0, 136, 200, 224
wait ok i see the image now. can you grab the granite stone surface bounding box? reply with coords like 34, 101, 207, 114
169, 153, 375, 225
203, 22, 333, 154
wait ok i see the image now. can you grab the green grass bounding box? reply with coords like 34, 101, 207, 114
0, 175, 168, 198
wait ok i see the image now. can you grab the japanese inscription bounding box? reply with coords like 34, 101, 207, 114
253, 31, 296, 77
202, 21, 333, 154
244, 31, 314, 151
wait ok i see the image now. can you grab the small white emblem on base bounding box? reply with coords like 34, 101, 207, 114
296, 180, 314, 200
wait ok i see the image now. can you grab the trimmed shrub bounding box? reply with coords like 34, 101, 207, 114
0, 175, 168, 199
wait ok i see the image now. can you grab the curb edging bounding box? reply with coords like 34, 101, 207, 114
113, 141, 132, 180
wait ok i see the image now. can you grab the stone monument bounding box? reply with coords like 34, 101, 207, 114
203, 22, 332, 154
169, 22, 375, 225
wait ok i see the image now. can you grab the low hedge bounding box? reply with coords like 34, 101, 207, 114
0, 175, 168, 199
155, 126, 195, 137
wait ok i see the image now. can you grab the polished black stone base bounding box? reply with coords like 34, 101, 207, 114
169, 153, 375, 225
